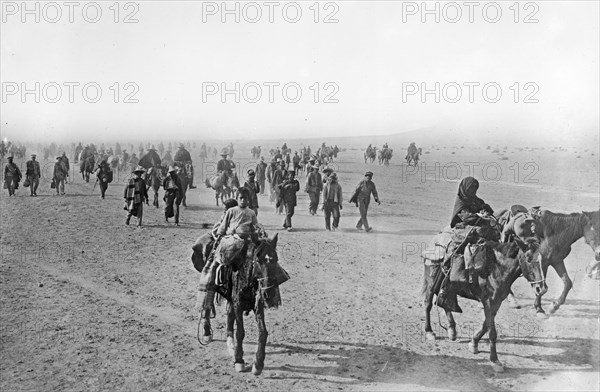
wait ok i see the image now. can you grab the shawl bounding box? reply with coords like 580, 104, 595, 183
125, 177, 147, 212
450, 177, 489, 228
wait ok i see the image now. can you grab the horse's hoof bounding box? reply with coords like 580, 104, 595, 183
491, 361, 505, 373
235, 362, 252, 373
425, 332, 436, 341
549, 302, 559, 314
469, 341, 479, 354
252, 364, 262, 376
448, 327, 457, 341
536, 311, 549, 319
227, 337, 235, 356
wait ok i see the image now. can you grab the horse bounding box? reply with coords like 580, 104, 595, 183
364, 147, 376, 164
199, 233, 284, 375
205, 172, 240, 206
378, 148, 393, 166
422, 238, 546, 372
79, 155, 95, 182
523, 209, 600, 315
405, 143, 420, 166
145, 165, 166, 208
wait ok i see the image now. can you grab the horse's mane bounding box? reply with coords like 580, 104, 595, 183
538, 210, 586, 241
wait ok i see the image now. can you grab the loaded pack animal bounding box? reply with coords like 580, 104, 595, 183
405, 143, 420, 166
205, 171, 240, 206
512, 209, 600, 316
421, 230, 546, 373
196, 232, 288, 375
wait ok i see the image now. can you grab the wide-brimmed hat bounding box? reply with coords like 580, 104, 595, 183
365, 171, 373, 177
168, 166, 177, 173
31, 154, 37, 158
179, 143, 186, 148
247, 169, 255, 176
323, 168, 333, 174
56, 156, 62, 160
220, 149, 228, 156
132, 166, 146, 174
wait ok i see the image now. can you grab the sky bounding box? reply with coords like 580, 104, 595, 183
1, 1, 598, 143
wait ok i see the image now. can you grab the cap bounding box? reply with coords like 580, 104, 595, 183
365, 171, 373, 177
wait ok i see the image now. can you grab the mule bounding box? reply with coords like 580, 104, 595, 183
527, 210, 600, 315
200, 234, 283, 375
422, 238, 546, 372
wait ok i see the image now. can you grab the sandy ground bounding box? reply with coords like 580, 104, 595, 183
1, 142, 599, 391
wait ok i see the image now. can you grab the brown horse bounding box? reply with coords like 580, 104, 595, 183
527, 209, 600, 315
422, 238, 545, 372
79, 155, 95, 182
200, 234, 285, 375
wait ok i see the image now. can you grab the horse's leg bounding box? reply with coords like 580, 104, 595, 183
234, 301, 250, 372
534, 262, 551, 317
423, 266, 436, 341
485, 301, 504, 372
469, 307, 489, 355
215, 191, 219, 206
226, 301, 236, 356
253, 299, 268, 375
549, 260, 571, 314
442, 308, 457, 341
154, 190, 159, 208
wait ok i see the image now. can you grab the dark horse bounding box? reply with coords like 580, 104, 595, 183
200, 234, 283, 375
79, 155, 95, 183
146, 165, 167, 208
527, 209, 600, 315
422, 238, 546, 372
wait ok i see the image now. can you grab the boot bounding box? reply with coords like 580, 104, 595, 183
437, 289, 462, 313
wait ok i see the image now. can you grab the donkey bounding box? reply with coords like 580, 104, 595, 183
422, 238, 546, 372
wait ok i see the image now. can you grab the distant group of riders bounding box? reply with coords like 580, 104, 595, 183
364, 142, 422, 166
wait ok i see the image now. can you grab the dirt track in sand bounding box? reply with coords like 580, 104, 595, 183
1, 143, 599, 391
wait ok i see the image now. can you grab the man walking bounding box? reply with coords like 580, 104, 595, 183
243, 169, 260, 216
305, 166, 323, 215
351, 171, 380, 232
53, 156, 68, 195
322, 172, 343, 231
95, 158, 112, 199
163, 166, 183, 226
124, 166, 149, 227
278, 171, 300, 231
255, 157, 267, 195
292, 151, 301, 176
25, 154, 41, 196
3, 156, 21, 196
272, 161, 286, 214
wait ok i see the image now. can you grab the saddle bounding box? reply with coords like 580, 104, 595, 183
500, 204, 540, 243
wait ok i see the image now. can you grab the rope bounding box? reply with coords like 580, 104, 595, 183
197, 317, 213, 347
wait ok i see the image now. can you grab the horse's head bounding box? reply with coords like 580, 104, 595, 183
498, 237, 547, 297
252, 233, 289, 307
582, 211, 600, 261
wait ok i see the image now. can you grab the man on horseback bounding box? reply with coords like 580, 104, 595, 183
217, 149, 236, 183
174, 143, 196, 189
215, 187, 257, 238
